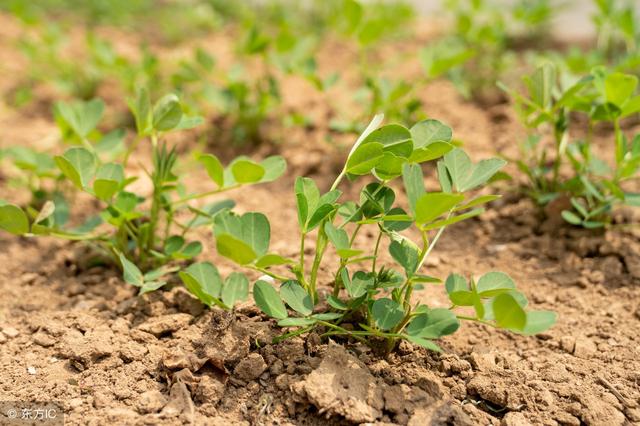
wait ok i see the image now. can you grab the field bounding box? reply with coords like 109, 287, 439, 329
0, 1, 639, 425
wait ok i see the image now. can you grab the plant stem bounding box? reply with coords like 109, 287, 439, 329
171, 184, 241, 206
316, 320, 369, 345
371, 231, 383, 274
614, 118, 624, 167
308, 226, 328, 303
248, 265, 291, 282
456, 315, 499, 328
552, 119, 567, 191
123, 136, 142, 168
299, 231, 306, 280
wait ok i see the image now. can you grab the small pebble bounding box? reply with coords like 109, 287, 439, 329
2, 327, 19, 338
27, 366, 37, 375
33, 333, 55, 348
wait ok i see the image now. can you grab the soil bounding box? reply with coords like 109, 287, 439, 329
1, 11, 640, 426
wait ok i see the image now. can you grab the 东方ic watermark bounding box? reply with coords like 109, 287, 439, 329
0, 402, 63, 425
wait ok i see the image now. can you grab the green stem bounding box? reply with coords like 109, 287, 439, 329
299, 231, 306, 280
123, 135, 142, 168
316, 320, 369, 345
371, 231, 383, 274
552, 121, 567, 191
308, 227, 328, 303
614, 118, 624, 170
248, 265, 291, 282
171, 184, 242, 206
456, 315, 499, 328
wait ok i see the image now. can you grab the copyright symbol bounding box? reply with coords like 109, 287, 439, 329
6, 408, 17, 418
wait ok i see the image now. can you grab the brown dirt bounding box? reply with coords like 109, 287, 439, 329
1, 11, 640, 426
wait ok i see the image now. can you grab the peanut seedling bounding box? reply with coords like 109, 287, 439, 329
210, 115, 556, 352
502, 63, 640, 227
0, 90, 285, 307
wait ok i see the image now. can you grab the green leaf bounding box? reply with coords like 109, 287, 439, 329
445, 273, 468, 294
443, 149, 472, 191
254, 280, 288, 319
327, 295, 349, 310
56, 98, 104, 138
0, 203, 29, 234
420, 208, 483, 231
34, 201, 55, 225
346, 142, 384, 175
199, 154, 224, 187
231, 159, 266, 183
119, 253, 144, 287
529, 63, 555, 108
460, 158, 507, 192
175, 115, 204, 130
165, 235, 185, 254
139, 281, 167, 295
520, 311, 556, 335
179, 261, 223, 307
311, 312, 343, 321
214, 211, 270, 264
324, 222, 349, 250
389, 239, 420, 277
94, 163, 124, 201
454, 195, 500, 211
280, 280, 313, 316
561, 210, 583, 225
215, 234, 257, 265
295, 177, 319, 229
437, 160, 452, 193
402, 163, 425, 216
180, 241, 202, 259
278, 318, 317, 327
129, 87, 151, 135
605, 72, 638, 107
372, 298, 404, 331
476, 272, 516, 297
255, 254, 294, 268
410, 119, 452, 147
307, 204, 336, 231
492, 293, 527, 330
222, 272, 249, 307
415, 192, 464, 224
361, 124, 413, 158
374, 152, 406, 180
404, 335, 442, 352
409, 142, 454, 163
405, 308, 460, 339
345, 271, 374, 299
260, 156, 287, 182
55, 147, 96, 189
445, 274, 475, 306
152, 94, 183, 131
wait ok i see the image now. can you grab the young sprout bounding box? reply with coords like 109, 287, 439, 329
0, 90, 286, 309
211, 115, 556, 353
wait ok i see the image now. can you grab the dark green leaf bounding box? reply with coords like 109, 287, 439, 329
254, 280, 288, 319
119, 253, 143, 287
405, 308, 459, 338
222, 272, 249, 307
152, 94, 183, 131
280, 280, 313, 316
372, 298, 404, 330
